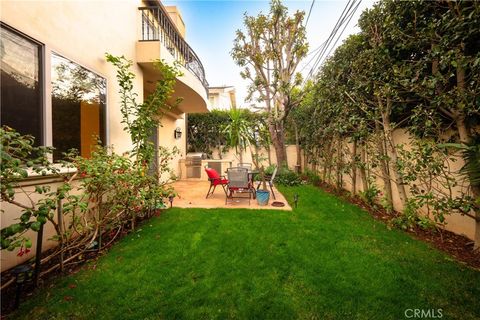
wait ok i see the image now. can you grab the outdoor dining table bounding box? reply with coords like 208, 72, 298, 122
248, 170, 259, 181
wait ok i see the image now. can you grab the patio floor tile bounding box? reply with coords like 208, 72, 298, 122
170, 180, 292, 210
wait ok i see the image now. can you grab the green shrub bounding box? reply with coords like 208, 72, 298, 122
301, 169, 321, 185
359, 185, 380, 206
275, 167, 303, 186
0, 126, 59, 251
391, 199, 435, 231
264, 164, 276, 176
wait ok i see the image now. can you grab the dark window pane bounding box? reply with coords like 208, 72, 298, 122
0, 25, 42, 145
51, 53, 106, 161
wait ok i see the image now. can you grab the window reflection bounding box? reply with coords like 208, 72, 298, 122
0, 25, 42, 144
51, 53, 106, 161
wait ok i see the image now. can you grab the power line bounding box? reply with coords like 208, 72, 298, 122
305, 0, 316, 28
320, 1, 362, 66
307, 0, 358, 81
304, 0, 362, 83
312, 0, 362, 80
298, 40, 327, 73
305, 0, 354, 81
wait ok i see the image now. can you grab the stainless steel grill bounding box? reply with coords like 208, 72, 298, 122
185, 153, 204, 178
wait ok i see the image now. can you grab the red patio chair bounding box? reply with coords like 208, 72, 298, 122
205, 167, 229, 198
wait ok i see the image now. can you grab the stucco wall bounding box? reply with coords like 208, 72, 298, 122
157, 114, 186, 180
0, 0, 143, 272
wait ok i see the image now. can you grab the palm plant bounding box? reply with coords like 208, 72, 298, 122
222, 108, 251, 163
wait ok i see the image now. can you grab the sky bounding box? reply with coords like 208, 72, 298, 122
164, 0, 376, 107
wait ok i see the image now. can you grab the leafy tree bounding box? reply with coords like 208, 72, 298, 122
231, 0, 308, 166
378, 0, 480, 245
188, 109, 270, 161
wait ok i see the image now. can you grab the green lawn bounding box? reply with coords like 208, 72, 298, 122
13, 185, 480, 319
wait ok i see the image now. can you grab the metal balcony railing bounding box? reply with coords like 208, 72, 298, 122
139, 6, 208, 91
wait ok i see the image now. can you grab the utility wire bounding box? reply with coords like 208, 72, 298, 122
309, 0, 362, 81
298, 40, 327, 73
319, 0, 362, 67
304, 0, 362, 83
305, 0, 316, 28
307, 0, 357, 81
305, 0, 354, 81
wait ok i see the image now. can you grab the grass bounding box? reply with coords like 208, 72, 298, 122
12, 185, 480, 319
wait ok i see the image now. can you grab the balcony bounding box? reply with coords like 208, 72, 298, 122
137, 5, 209, 114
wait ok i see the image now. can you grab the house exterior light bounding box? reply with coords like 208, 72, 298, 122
174, 127, 182, 139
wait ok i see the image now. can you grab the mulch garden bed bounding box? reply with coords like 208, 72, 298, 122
313, 180, 480, 270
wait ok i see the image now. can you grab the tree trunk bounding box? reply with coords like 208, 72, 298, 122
217, 144, 223, 159
383, 126, 408, 209
352, 139, 357, 195
475, 212, 480, 251
375, 121, 393, 211
303, 149, 308, 172
454, 108, 480, 250
455, 57, 469, 145
267, 145, 272, 166
472, 183, 480, 251
431, 43, 442, 96
322, 155, 327, 181
324, 140, 334, 185
381, 98, 408, 209
269, 121, 288, 167
336, 138, 343, 190
455, 116, 470, 144
250, 145, 258, 170
294, 121, 302, 173
359, 142, 368, 193
239, 147, 244, 164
